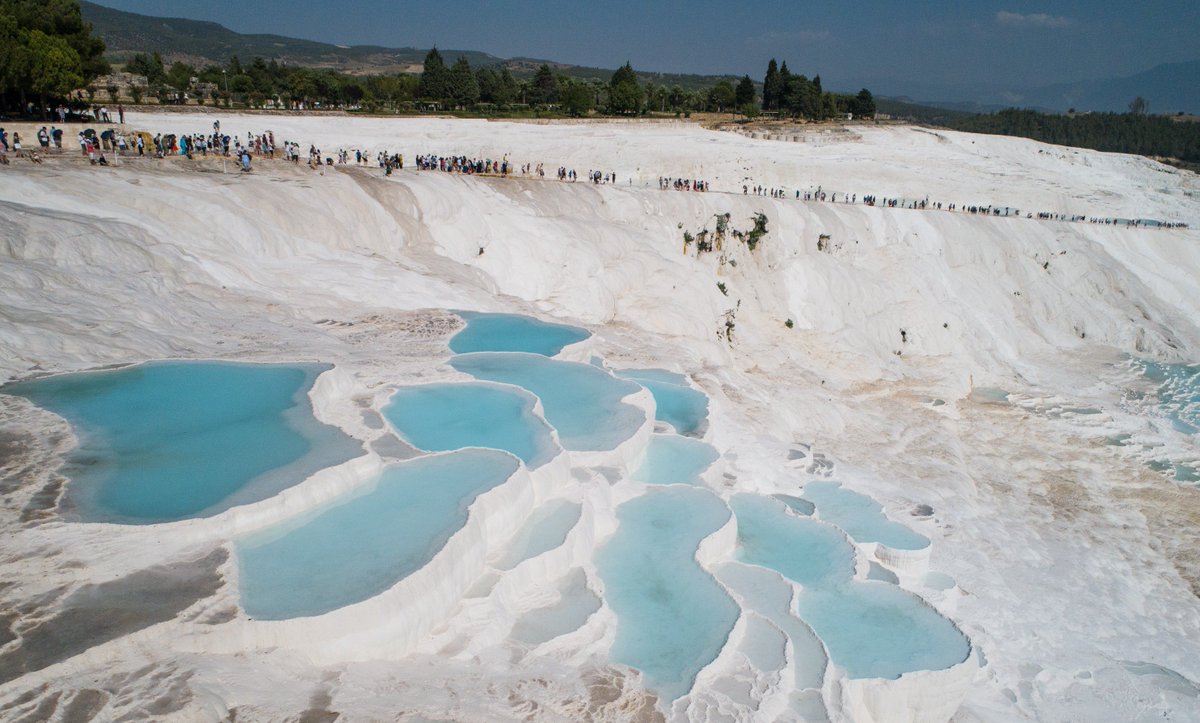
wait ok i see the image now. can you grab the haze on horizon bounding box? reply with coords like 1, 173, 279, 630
92, 0, 1197, 95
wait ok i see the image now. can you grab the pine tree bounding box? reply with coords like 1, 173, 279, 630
530, 64, 559, 104
448, 56, 478, 107
609, 62, 643, 114
497, 68, 518, 105
475, 67, 498, 103
851, 88, 875, 119
417, 47, 450, 103
736, 75, 756, 108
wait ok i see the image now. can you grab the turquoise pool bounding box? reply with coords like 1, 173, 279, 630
1, 361, 361, 523
802, 482, 930, 551
796, 583, 971, 680
732, 494, 856, 588
382, 382, 558, 468
597, 486, 739, 702
449, 352, 645, 452
632, 434, 719, 486
237, 449, 519, 620
449, 311, 590, 357
733, 494, 969, 679
613, 368, 709, 436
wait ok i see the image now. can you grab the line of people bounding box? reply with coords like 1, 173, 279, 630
5, 121, 1190, 230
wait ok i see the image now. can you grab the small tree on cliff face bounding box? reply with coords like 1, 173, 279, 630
608, 62, 643, 114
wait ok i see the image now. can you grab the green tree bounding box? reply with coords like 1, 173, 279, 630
850, 88, 875, 119
781, 74, 819, 118
608, 61, 643, 114
762, 59, 780, 111
562, 80, 594, 116
475, 66, 499, 103
448, 56, 478, 107
0, 12, 30, 104
0, 0, 107, 101
27, 29, 82, 110
166, 61, 195, 91
736, 75, 756, 108
496, 68, 518, 105
530, 64, 559, 105
417, 47, 449, 103
126, 51, 165, 85
707, 80, 735, 112
668, 85, 687, 112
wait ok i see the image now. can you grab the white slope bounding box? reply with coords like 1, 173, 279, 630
0, 114, 1198, 722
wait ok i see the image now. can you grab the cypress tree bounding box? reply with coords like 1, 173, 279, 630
763, 58, 780, 111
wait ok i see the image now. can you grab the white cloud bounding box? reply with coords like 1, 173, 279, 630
995, 11, 1075, 29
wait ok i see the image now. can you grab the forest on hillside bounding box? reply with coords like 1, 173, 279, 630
950, 108, 1200, 163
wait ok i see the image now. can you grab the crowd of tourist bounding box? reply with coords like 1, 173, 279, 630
0, 119, 1188, 230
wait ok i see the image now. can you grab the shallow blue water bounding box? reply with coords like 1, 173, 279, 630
1, 361, 361, 523
796, 583, 971, 679
1140, 360, 1200, 436
802, 482, 929, 551
449, 352, 645, 451
237, 449, 519, 620
449, 311, 590, 357
597, 486, 739, 702
732, 493, 969, 679
632, 434, 719, 486
382, 382, 557, 468
614, 368, 709, 436
732, 494, 856, 588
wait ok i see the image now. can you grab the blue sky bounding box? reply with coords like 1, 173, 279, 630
96, 1, 1197, 90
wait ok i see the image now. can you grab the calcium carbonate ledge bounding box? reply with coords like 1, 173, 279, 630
710, 562, 832, 720
828, 637, 978, 723
186, 445, 574, 664
451, 489, 604, 658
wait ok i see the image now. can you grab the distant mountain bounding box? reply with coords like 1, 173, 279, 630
80, 1, 741, 91
857, 61, 1200, 116
80, 0, 501, 73
1005, 60, 1200, 114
